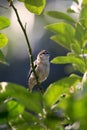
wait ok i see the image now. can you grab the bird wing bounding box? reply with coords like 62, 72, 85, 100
27, 60, 37, 79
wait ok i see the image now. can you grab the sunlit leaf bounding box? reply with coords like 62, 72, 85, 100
0, 50, 7, 64
45, 22, 75, 36
66, 81, 87, 130
82, 0, 87, 6
44, 74, 81, 108
67, 91, 87, 125
75, 23, 87, 47
45, 22, 75, 50
51, 55, 86, 73
45, 11, 75, 23
6, 111, 41, 130
71, 41, 81, 54
6, 99, 24, 118
0, 33, 8, 48
79, 6, 87, 28
0, 82, 43, 114
51, 34, 71, 50
24, 0, 46, 15
0, 16, 10, 30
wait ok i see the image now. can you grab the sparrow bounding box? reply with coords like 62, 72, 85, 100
28, 50, 50, 92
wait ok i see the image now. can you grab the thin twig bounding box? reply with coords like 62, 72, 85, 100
7, 0, 44, 94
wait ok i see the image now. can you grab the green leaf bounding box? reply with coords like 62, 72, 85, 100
44, 74, 81, 108
3, 99, 24, 119
71, 41, 81, 54
0, 16, 10, 30
5, 110, 41, 130
0, 102, 8, 119
51, 56, 86, 73
0, 33, 8, 48
44, 111, 63, 129
65, 95, 87, 130
13, 124, 44, 130
45, 22, 75, 36
51, 55, 84, 65
79, 6, 87, 28
22, 111, 40, 124
0, 50, 7, 64
67, 90, 87, 126
45, 11, 75, 23
83, 47, 87, 53
0, 82, 43, 114
67, 8, 76, 13
75, 23, 84, 45
51, 34, 71, 50
10, 121, 30, 130
24, 0, 46, 15
75, 23, 87, 47
82, 0, 87, 6
45, 22, 75, 50
74, 0, 79, 4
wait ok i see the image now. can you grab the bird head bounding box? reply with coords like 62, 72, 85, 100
37, 50, 50, 61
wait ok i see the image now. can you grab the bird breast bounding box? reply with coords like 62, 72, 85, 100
36, 61, 50, 82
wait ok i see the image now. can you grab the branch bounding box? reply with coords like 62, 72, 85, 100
7, 0, 44, 94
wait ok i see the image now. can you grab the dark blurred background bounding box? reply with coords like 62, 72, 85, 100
0, 0, 75, 90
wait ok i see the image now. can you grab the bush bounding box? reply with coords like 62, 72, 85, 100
0, 0, 87, 129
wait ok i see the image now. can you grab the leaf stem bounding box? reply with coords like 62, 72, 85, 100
7, 0, 44, 94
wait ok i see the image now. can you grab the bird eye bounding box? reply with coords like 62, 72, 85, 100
43, 51, 49, 55
39, 50, 49, 56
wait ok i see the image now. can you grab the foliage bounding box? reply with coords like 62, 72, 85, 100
0, 16, 10, 64
18, 0, 46, 15
0, 0, 87, 130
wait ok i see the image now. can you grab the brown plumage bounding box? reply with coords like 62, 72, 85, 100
28, 50, 50, 92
